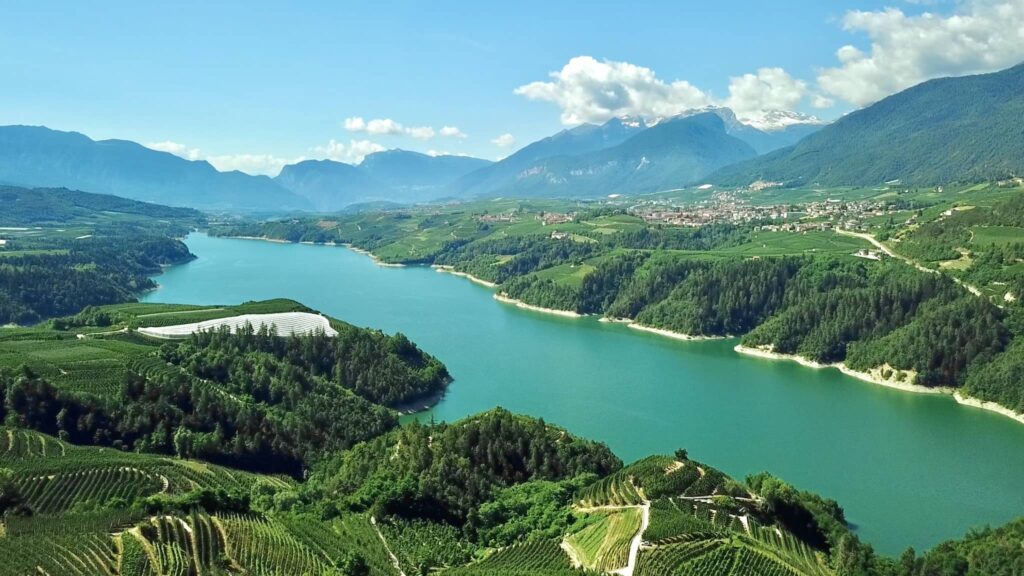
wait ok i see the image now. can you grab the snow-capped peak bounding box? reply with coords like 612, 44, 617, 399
737, 109, 825, 132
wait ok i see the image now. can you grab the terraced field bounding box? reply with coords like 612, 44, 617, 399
563, 508, 643, 572
0, 428, 400, 576
445, 540, 591, 576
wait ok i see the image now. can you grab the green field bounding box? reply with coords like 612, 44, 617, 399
563, 508, 642, 572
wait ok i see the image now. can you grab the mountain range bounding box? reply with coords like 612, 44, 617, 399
450, 108, 821, 199
710, 62, 1024, 187
462, 112, 759, 198
0, 126, 310, 212
6, 60, 1022, 211
277, 151, 492, 211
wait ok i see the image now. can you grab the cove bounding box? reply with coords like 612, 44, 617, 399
144, 233, 1024, 556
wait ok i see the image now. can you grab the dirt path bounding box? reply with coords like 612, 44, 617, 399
613, 501, 650, 576
838, 228, 988, 300
370, 516, 407, 576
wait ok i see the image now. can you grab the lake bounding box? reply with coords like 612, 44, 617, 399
144, 233, 1024, 556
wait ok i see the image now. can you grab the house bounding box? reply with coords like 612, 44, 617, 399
550, 231, 570, 240
853, 249, 882, 260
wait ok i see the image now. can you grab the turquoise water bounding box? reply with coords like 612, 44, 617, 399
144, 233, 1024, 555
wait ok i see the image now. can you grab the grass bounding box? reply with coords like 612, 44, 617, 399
970, 225, 1024, 245
0, 335, 153, 396
563, 508, 642, 572
718, 231, 871, 257
0, 299, 317, 398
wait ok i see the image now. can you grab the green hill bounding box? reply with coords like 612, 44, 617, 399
711, 62, 1024, 187
0, 299, 1021, 574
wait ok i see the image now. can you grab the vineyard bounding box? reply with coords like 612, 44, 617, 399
444, 540, 597, 576
575, 456, 742, 508
0, 332, 153, 397
632, 494, 834, 576
563, 508, 643, 572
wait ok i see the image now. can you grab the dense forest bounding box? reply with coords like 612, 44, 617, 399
0, 322, 448, 476
0, 185, 204, 325
0, 234, 195, 324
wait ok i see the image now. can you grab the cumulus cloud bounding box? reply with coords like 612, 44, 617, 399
491, 133, 516, 148
146, 140, 297, 176
426, 149, 471, 157
146, 141, 202, 161
514, 56, 712, 125
311, 138, 386, 164
206, 154, 299, 176
345, 116, 442, 140
818, 1, 1024, 106
343, 117, 366, 131
439, 125, 467, 138
724, 68, 807, 121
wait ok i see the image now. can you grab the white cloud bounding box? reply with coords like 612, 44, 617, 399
514, 56, 712, 125
345, 116, 441, 140
811, 94, 835, 109
343, 117, 366, 131
724, 68, 807, 122
310, 138, 386, 164
491, 133, 516, 148
365, 118, 406, 136
206, 154, 299, 176
147, 140, 296, 176
406, 126, 436, 140
146, 141, 202, 161
817, 1, 1024, 106
440, 125, 467, 138
426, 149, 472, 157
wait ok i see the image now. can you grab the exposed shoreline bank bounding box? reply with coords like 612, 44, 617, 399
734, 344, 950, 394
341, 244, 406, 267
431, 265, 499, 288
735, 344, 1024, 425
954, 392, 1024, 425
493, 293, 583, 318
626, 322, 725, 342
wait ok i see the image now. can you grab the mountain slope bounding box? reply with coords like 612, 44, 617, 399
0, 125, 309, 212
452, 117, 645, 197
484, 112, 757, 198
275, 159, 391, 211
710, 108, 824, 154
359, 149, 491, 190
710, 62, 1024, 187
276, 151, 492, 211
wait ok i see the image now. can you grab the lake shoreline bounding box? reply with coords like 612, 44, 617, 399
431, 265, 499, 288
626, 322, 726, 341
735, 344, 1024, 425
341, 244, 406, 267
954, 392, 1024, 425
493, 293, 584, 318
734, 344, 952, 394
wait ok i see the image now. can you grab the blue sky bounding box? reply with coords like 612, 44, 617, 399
2, 0, 1021, 174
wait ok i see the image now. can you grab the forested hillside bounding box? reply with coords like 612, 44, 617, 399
214, 200, 1024, 416
0, 289, 1019, 574
711, 62, 1024, 187
0, 186, 204, 325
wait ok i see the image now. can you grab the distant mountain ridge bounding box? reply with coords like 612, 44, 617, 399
451, 117, 646, 197
275, 150, 492, 211
0, 125, 309, 212
709, 62, 1024, 187
472, 112, 757, 198
446, 107, 821, 199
